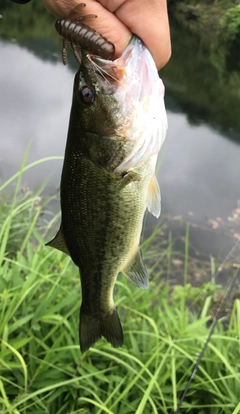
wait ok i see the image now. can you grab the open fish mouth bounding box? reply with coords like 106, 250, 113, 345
81, 36, 167, 172
82, 36, 156, 97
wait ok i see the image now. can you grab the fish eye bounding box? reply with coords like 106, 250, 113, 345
78, 85, 95, 106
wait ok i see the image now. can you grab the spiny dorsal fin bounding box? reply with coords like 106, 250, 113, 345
147, 174, 161, 218
123, 249, 149, 289
46, 226, 70, 256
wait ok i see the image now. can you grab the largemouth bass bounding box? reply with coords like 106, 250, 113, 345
47, 36, 167, 353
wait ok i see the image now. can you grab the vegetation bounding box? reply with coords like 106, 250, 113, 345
160, 19, 240, 142
1, 2, 240, 411
0, 162, 240, 414
160, 1, 240, 142
0, 1, 55, 41
168, 1, 240, 73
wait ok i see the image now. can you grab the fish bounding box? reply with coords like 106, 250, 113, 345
47, 36, 167, 353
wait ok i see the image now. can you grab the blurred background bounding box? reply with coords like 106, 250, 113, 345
0, 0, 240, 283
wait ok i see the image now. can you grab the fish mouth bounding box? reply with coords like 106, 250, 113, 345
82, 54, 127, 94
81, 36, 142, 93
82, 35, 163, 110
80, 36, 167, 172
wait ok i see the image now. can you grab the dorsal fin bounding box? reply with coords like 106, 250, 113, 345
147, 174, 161, 218
123, 249, 149, 289
46, 226, 70, 256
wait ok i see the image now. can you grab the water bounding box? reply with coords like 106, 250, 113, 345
0, 2, 240, 265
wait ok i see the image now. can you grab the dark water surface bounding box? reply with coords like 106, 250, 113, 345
0, 2, 240, 266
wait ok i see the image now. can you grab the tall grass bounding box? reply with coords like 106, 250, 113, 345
0, 160, 240, 414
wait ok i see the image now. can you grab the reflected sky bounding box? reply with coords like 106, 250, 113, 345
160, 111, 240, 222
0, 40, 69, 191
0, 39, 240, 229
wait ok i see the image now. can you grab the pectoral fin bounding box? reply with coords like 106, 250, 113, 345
123, 249, 149, 289
117, 171, 141, 191
147, 174, 161, 218
46, 226, 70, 255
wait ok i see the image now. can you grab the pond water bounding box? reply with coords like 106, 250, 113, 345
0, 2, 240, 271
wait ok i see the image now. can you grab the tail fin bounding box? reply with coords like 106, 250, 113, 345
80, 307, 124, 353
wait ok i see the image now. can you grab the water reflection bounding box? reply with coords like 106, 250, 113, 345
161, 18, 240, 145
160, 112, 240, 222
0, 3, 240, 261
0, 40, 68, 192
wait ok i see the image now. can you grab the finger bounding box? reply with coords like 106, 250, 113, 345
76, 1, 132, 58
100, 0, 171, 69
41, 0, 131, 58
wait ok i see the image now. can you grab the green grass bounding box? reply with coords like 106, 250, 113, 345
0, 161, 240, 414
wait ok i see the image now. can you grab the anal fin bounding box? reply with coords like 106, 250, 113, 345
123, 249, 149, 289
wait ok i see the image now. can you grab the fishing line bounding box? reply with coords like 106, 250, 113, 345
173, 239, 240, 414
188, 239, 240, 315
86, 54, 122, 84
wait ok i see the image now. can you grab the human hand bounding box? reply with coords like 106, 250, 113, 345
41, 0, 171, 69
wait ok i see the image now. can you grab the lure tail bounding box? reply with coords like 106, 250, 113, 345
80, 307, 124, 353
